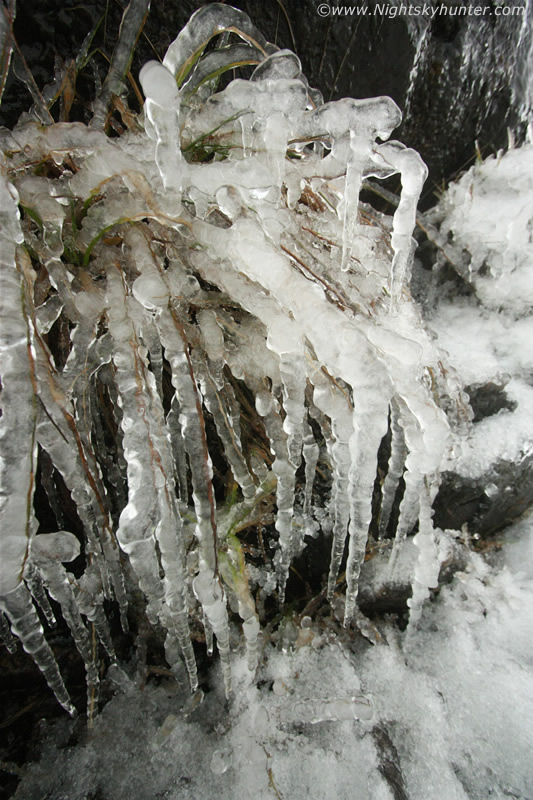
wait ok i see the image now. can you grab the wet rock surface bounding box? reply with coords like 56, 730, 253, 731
435, 454, 533, 536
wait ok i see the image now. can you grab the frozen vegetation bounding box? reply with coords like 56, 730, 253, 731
0, 3, 532, 798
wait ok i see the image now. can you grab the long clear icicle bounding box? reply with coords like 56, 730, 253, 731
255, 387, 296, 604
344, 401, 390, 626
302, 418, 319, 535
158, 303, 230, 689
406, 477, 441, 632
105, 264, 166, 622
31, 532, 100, 716
388, 468, 422, 576
312, 374, 353, 601
0, 167, 36, 600
106, 258, 198, 691
378, 398, 407, 539
0, 169, 77, 711
1, 583, 76, 716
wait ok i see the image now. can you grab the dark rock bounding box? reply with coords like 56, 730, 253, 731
465, 380, 517, 422
434, 453, 533, 536
372, 723, 409, 800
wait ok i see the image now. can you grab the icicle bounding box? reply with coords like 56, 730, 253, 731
61, 290, 104, 383
167, 395, 190, 503
302, 418, 319, 534
96, 365, 130, 517
196, 359, 256, 503
0, 170, 37, 600
39, 449, 65, 530
90, 0, 152, 130
0, 582, 76, 716
340, 129, 366, 273
89, 378, 128, 520
195, 309, 256, 504
378, 398, 407, 538
344, 399, 390, 627
155, 495, 199, 692
376, 141, 428, 306
278, 349, 306, 469
388, 468, 422, 576
218, 541, 260, 673
157, 304, 218, 575
255, 387, 296, 603
203, 612, 214, 657
32, 346, 129, 626
24, 562, 56, 627
12, 244, 128, 629
105, 265, 167, 623
158, 304, 230, 685
75, 566, 117, 663
31, 531, 100, 716
311, 373, 353, 600
141, 313, 164, 399
193, 569, 232, 698
107, 250, 198, 691
327, 423, 352, 601
139, 61, 182, 195
35, 410, 128, 630
240, 602, 260, 673
406, 477, 441, 632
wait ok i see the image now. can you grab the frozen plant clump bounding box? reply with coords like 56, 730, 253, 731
0, 3, 470, 715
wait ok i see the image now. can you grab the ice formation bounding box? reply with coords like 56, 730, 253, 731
0, 4, 467, 713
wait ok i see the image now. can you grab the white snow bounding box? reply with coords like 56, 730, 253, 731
12, 514, 533, 800
428, 142, 533, 481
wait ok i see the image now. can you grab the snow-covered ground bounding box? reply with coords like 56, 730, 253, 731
10, 142, 533, 800
12, 513, 533, 800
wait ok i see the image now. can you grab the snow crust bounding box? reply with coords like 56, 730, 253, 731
435, 145, 533, 316
12, 516, 533, 800
428, 143, 533, 480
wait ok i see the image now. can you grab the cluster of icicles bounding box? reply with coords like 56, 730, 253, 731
0, 4, 468, 715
